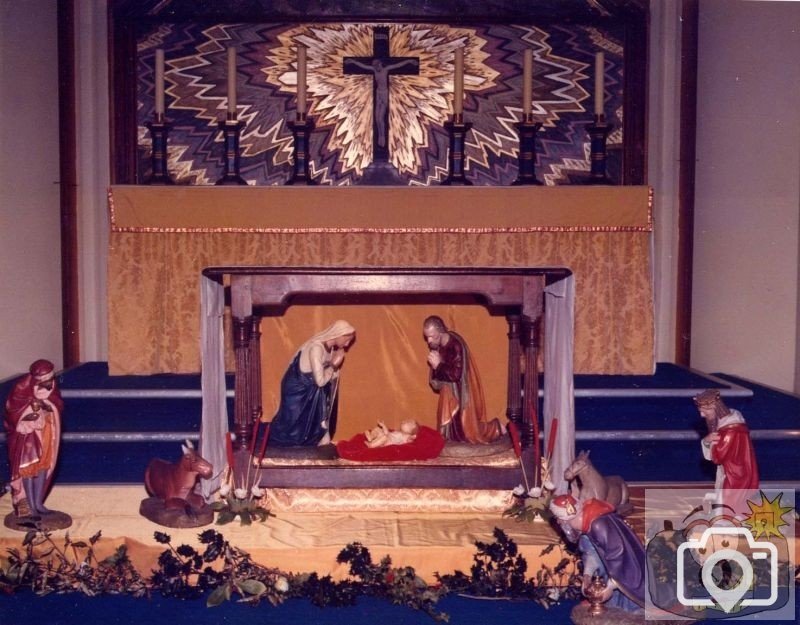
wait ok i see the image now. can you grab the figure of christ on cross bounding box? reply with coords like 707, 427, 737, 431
343, 26, 419, 163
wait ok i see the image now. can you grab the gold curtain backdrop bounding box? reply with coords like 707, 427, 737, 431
108, 185, 653, 439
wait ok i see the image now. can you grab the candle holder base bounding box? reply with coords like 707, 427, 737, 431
512, 119, 544, 186
441, 119, 473, 186
215, 119, 248, 186
286, 114, 317, 186
584, 117, 614, 185
145, 120, 175, 185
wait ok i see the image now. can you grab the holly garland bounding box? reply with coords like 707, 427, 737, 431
0, 527, 582, 621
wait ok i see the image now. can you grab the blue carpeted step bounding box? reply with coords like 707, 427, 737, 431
56, 361, 236, 391
0, 363, 235, 484
571, 371, 799, 482
573, 362, 730, 390
569, 438, 796, 483
2, 362, 798, 485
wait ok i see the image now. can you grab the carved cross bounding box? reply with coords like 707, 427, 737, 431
343, 26, 419, 162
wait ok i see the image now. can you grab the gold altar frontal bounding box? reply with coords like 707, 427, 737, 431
108, 184, 654, 380
0, 485, 586, 582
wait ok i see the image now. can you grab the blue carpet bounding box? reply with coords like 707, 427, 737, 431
0, 592, 577, 625
2, 591, 796, 624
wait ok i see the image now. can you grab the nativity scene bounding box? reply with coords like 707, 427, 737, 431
1, 1, 798, 624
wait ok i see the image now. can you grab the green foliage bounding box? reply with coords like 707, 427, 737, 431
503, 491, 553, 523
211, 493, 274, 526
436, 527, 582, 608
0, 529, 147, 598
149, 529, 288, 606
0, 525, 588, 619
335, 542, 450, 621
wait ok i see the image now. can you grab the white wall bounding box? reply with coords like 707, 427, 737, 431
0, 1, 62, 379
692, 0, 800, 391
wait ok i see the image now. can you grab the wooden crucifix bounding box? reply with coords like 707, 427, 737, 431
343, 26, 419, 163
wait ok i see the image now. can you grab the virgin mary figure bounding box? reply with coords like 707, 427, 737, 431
268, 320, 356, 447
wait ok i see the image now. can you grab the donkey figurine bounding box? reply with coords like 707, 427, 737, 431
145, 440, 213, 510
564, 450, 631, 514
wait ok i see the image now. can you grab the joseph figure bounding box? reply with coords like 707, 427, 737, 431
422, 315, 504, 444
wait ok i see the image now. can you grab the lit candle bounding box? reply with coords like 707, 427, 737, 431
453, 46, 464, 116
297, 44, 307, 115
594, 51, 605, 117
154, 49, 165, 117
522, 49, 533, 117
227, 46, 237, 116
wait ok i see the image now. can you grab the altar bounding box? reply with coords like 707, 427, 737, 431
107, 184, 654, 377
107, 184, 654, 497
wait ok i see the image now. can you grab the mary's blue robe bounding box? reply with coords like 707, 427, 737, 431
269, 353, 332, 446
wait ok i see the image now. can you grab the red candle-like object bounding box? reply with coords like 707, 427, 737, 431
546, 418, 559, 460
225, 431, 235, 470
507, 421, 522, 458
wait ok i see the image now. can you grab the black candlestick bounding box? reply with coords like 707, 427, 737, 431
145, 116, 174, 185
441, 114, 472, 186
586, 114, 614, 185
216, 115, 248, 185
513, 114, 543, 185
286, 112, 316, 185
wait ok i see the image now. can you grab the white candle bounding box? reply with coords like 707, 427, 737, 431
522, 49, 533, 117
594, 51, 605, 116
227, 47, 237, 115
297, 44, 307, 115
453, 46, 464, 116
155, 49, 165, 116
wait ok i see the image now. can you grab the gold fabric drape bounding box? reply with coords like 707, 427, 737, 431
108, 185, 653, 438
0, 485, 574, 582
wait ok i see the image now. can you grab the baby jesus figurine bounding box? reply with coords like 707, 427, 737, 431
364, 419, 419, 448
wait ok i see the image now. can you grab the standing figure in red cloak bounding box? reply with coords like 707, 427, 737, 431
695, 389, 759, 517
422, 316, 503, 444
4, 359, 64, 518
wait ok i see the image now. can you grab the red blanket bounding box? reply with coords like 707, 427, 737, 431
336, 425, 445, 462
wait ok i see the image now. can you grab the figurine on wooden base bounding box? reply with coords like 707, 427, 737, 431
564, 450, 631, 515
694, 389, 759, 517
3, 359, 71, 531
140, 440, 214, 528
549, 493, 645, 618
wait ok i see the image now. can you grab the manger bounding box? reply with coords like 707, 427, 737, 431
199, 266, 576, 496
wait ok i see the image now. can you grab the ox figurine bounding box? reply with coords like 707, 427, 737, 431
141, 440, 214, 527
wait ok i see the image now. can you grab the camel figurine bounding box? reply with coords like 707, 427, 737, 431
564, 450, 632, 515
140, 440, 214, 527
